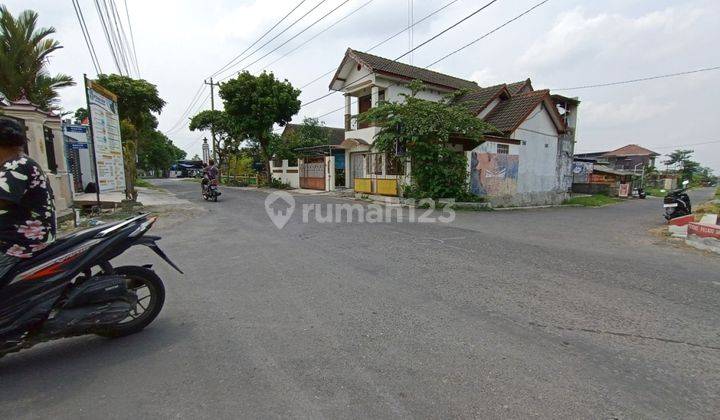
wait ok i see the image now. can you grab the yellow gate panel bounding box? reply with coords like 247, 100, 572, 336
354, 178, 372, 193
376, 179, 398, 196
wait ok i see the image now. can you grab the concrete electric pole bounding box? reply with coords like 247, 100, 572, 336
204, 77, 220, 161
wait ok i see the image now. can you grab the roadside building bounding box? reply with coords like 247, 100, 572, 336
571, 159, 634, 196
0, 95, 73, 213
278, 123, 347, 190
575, 144, 659, 172
327, 48, 580, 205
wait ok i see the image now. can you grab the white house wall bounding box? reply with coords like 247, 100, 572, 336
510, 104, 565, 204
384, 83, 445, 103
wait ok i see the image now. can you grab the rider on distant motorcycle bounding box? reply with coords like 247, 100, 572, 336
0, 117, 56, 279
201, 159, 218, 194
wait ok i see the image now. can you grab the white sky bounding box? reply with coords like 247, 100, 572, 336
8, 0, 720, 171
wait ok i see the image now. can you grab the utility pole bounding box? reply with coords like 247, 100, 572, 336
204, 77, 220, 161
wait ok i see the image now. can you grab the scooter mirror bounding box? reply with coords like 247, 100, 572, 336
682, 180, 690, 186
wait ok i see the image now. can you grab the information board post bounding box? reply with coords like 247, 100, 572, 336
83, 74, 102, 208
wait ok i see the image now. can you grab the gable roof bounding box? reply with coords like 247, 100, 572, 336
483, 89, 566, 134
507, 79, 532, 95
601, 144, 659, 157
454, 84, 510, 114
331, 48, 479, 91
281, 123, 345, 146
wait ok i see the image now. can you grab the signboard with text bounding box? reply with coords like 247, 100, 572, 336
87, 80, 125, 193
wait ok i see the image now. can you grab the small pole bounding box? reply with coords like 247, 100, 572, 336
84, 74, 102, 209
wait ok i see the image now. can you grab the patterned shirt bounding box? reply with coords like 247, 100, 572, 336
0, 156, 56, 258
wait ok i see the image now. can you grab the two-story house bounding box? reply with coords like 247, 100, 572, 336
328, 48, 580, 206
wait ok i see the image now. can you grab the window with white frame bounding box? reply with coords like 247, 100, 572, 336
497, 144, 509, 154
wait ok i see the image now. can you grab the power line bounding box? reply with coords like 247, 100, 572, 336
297, 0, 460, 91
260, 0, 375, 72
210, 0, 308, 78
72, 0, 102, 75
101, 0, 130, 75
552, 66, 720, 91
110, 0, 138, 77
166, 90, 210, 136
426, 0, 550, 67
94, 0, 122, 74
650, 140, 720, 150
225, 0, 353, 79
300, 0, 500, 108
213, 0, 325, 80
165, 84, 207, 134
123, 0, 141, 77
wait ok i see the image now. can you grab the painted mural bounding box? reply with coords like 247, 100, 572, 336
470, 152, 519, 196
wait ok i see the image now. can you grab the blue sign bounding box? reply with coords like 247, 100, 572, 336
68, 142, 89, 150
65, 125, 88, 133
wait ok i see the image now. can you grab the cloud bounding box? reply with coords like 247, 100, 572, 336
517, 6, 705, 70
582, 96, 675, 128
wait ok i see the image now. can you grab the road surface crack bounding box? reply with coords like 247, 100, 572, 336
529, 321, 720, 351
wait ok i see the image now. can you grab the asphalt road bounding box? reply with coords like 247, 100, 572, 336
1, 182, 718, 419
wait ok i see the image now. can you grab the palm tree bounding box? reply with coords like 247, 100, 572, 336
0, 6, 74, 111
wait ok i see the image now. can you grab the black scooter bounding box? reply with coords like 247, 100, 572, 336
0, 213, 182, 358
663, 180, 692, 220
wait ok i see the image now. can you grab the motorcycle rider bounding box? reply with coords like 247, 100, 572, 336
202, 159, 218, 195
0, 117, 56, 278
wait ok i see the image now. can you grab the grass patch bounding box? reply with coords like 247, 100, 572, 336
645, 187, 667, 197
563, 194, 621, 207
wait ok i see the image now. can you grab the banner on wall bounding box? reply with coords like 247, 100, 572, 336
86, 79, 126, 193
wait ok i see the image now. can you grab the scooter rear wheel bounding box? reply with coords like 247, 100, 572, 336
95, 266, 165, 338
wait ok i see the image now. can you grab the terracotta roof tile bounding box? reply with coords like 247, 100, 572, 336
483, 90, 551, 133
601, 144, 659, 157
349, 49, 479, 90
454, 84, 508, 114
507, 79, 532, 95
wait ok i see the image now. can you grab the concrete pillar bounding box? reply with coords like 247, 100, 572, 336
344, 94, 351, 131
371, 86, 379, 108
325, 156, 335, 192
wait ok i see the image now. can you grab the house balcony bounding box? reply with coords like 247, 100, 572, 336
344, 121, 380, 147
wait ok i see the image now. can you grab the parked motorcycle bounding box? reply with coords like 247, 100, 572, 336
0, 213, 182, 359
663, 180, 692, 220
202, 179, 221, 202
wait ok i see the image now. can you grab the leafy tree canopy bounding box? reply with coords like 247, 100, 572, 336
219, 71, 301, 182
270, 117, 330, 162
95, 74, 165, 132
189, 109, 242, 166
0, 6, 74, 110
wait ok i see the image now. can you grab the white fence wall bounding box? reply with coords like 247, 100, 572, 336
270, 159, 300, 188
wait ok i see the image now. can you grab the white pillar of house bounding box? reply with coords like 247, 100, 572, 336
344, 94, 352, 131
371, 85, 379, 108
325, 155, 335, 192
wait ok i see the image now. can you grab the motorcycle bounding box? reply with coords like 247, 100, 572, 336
202, 179, 221, 202
0, 213, 182, 359
663, 180, 692, 220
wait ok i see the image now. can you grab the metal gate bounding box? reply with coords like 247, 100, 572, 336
350, 153, 364, 188
299, 157, 325, 190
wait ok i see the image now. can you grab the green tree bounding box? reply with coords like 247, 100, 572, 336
95, 74, 165, 132
664, 149, 701, 183
73, 107, 88, 124
219, 71, 301, 183
189, 109, 241, 173
270, 117, 330, 163
140, 131, 186, 174
359, 80, 492, 199
0, 6, 74, 110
